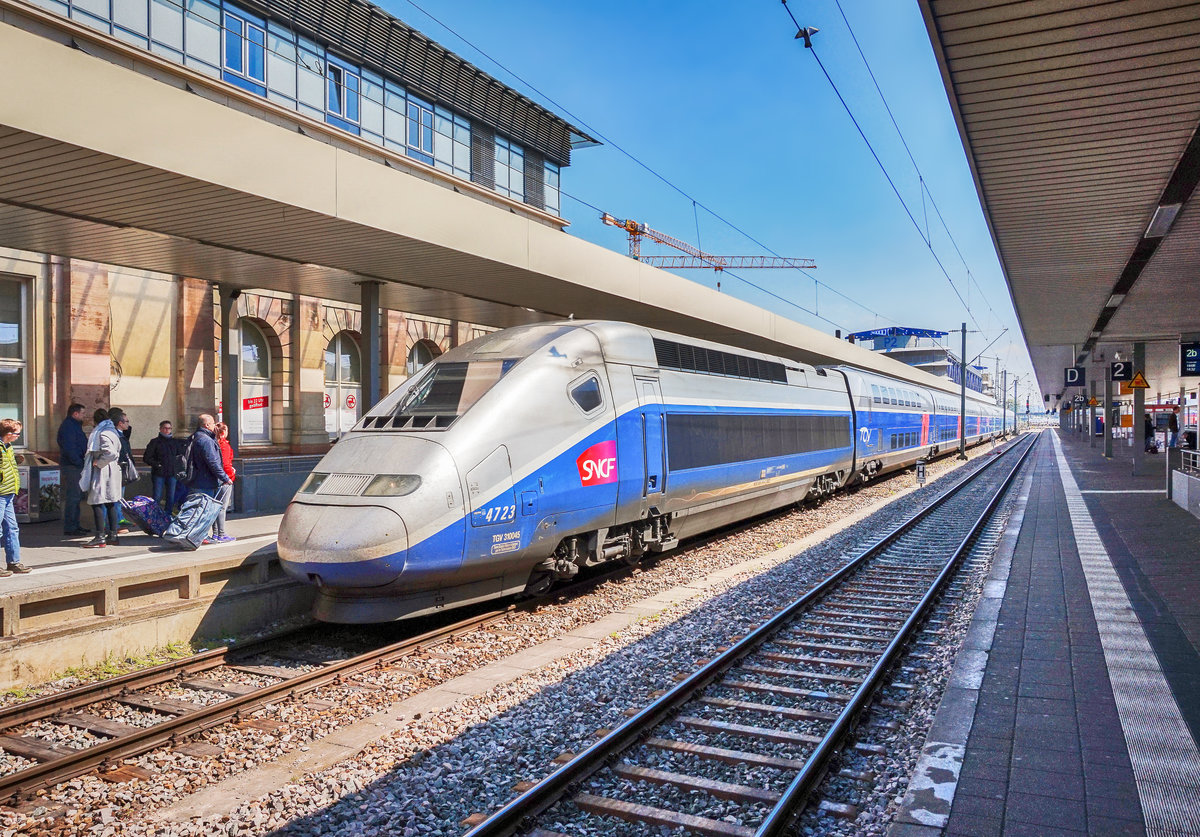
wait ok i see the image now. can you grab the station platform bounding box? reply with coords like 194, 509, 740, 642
0, 506, 308, 690
894, 429, 1200, 836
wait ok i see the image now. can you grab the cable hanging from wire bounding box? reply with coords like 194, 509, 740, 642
781, 0, 993, 343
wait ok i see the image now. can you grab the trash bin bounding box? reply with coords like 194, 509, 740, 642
14, 453, 61, 523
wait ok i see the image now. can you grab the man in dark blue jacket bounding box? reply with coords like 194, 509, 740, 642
187, 414, 232, 497
55, 403, 89, 537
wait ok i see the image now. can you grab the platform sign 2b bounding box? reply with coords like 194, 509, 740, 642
1064, 366, 1086, 387
1181, 342, 1200, 377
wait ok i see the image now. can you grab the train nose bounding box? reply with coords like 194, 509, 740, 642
278, 503, 408, 588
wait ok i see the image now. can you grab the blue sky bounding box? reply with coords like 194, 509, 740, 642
385, 0, 1039, 406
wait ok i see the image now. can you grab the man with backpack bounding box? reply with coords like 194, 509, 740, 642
163, 414, 231, 551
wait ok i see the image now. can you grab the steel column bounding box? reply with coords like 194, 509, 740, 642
359, 281, 382, 411
218, 285, 239, 447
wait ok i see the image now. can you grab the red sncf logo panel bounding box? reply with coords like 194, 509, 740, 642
577, 440, 618, 486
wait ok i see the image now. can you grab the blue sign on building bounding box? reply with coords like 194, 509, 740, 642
1181, 342, 1200, 376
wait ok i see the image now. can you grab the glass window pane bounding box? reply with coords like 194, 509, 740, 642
240, 322, 270, 380
247, 25, 265, 81
346, 74, 359, 122
297, 53, 324, 112
0, 367, 24, 430
151, 0, 183, 50
0, 282, 22, 361
113, 0, 148, 36
185, 0, 220, 67
72, 0, 109, 21
342, 337, 360, 382
324, 344, 336, 382
223, 14, 243, 73
327, 67, 342, 116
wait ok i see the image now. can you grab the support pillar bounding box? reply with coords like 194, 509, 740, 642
218, 285, 239, 447
1089, 379, 1097, 448
958, 323, 967, 459
1133, 341, 1149, 475
1104, 366, 1114, 458
359, 281, 382, 410
1001, 369, 1007, 435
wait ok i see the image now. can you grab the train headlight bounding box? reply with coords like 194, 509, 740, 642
298, 472, 329, 494
363, 474, 422, 496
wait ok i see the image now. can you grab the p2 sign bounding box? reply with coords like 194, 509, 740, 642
577, 440, 618, 487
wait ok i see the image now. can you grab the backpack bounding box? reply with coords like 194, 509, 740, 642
172, 436, 195, 484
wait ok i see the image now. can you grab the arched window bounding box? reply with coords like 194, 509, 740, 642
324, 332, 361, 437
406, 339, 440, 376
239, 320, 271, 444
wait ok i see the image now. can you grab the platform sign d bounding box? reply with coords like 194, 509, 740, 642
1111, 361, 1133, 382
1064, 366, 1086, 387
1181, 342, 1200, 377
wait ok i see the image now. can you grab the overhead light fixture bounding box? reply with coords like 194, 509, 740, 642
1090, 331, 1102, 338
1107, 293, 1125, 307
1145, 203, 1182, 238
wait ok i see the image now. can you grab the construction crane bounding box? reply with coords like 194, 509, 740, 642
600, 213, 816, 271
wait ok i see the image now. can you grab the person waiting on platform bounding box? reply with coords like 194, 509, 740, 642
1144, 413, 1157, 453
143, 420, 184, 513
1169, 406, 1181, 448
205, 421, 237, 545
0, 419, 31, 575
56, 403, 90, 537
185, 414, 232, 502
82, 408, 128, 548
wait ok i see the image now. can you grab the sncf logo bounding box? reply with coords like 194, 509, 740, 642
577, 440, 618, 486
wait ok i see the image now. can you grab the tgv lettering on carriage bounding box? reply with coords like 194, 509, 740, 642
276, 320, 1012, 624
577, 441, 618, 486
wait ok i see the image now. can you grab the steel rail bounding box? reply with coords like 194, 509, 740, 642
755, 432, 1036, 835
0, 606, 514, 803
0, 542, 710, 804
462, 434, 1035, 837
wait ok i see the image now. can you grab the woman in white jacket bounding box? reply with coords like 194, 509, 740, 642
81, 408, 127, 548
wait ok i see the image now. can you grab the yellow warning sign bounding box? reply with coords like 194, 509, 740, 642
1129, 371, 1150, 389
1087, 397, 1098, 406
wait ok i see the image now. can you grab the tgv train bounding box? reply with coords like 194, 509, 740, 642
278, 321, 1011, 623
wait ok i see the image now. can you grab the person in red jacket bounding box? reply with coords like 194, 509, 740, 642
207, 422, 237, 544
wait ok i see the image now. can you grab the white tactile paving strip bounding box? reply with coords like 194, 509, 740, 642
1052, 433, 1200, 836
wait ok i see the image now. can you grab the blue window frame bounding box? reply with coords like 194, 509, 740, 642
222, 7, 265, 95
543, 161, 560, 215
406, 95, 434, 163
325, 54, 361, 133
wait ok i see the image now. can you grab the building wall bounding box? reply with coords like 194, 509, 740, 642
1, 247, 487, 458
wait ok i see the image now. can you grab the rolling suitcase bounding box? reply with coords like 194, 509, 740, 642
163, 487, 226, 551
120, 495, 171, 537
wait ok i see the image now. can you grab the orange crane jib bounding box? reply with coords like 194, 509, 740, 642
600, 213, 815, 271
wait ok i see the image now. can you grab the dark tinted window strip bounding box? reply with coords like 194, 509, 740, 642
653, 338, 787, 384
666, 412, 850, 471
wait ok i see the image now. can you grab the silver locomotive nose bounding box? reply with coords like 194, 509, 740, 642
278, 502, 408, 588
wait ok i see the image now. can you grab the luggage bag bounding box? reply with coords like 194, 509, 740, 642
120, 495, 171, 537
163, 487, 226, 551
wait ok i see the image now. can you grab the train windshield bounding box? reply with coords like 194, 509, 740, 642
362, 359, 518, 429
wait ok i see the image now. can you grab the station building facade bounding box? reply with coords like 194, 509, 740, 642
0, 0, 592, 482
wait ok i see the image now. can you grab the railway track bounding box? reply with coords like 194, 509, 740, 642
0, 437, 1006, 816
463, 433, 1036, 837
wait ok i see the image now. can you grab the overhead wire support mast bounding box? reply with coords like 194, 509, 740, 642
600, 213, 816, 271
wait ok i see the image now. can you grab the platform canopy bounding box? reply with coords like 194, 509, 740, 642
920, 1, 1200, 405
0, 1, 986, 399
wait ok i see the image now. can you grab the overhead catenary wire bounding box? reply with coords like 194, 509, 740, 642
400, 0, 902, 332
781, 0, 996, 344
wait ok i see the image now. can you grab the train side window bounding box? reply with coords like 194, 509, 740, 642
569, 374, 604, 415
872, 385, 881, 404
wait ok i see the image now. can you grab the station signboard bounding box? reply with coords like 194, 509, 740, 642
1181, 342, 1200, 377
1064, 366, 1086, 387
1111, 361, 1133, 382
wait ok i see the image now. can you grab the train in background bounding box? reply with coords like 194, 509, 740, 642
278, 321, 1013, 623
